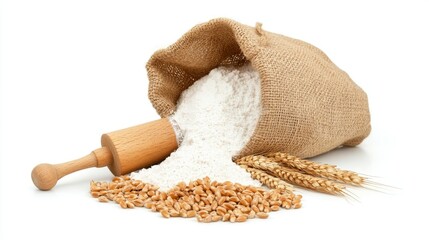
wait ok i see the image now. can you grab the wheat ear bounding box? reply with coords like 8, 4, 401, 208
240, 165, 294, 193
237, 155, 346, 195
266, 152, 365, 185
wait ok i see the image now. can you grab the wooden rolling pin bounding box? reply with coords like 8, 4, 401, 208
31, 118, 179, 191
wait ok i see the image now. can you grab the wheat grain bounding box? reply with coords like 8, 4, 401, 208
256, 212, 269, 219
98, 196, 109, 202
236, 215, 248, 222
160, 209, 170, 218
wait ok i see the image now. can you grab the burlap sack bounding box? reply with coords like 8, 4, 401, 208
146, 18, 371, 159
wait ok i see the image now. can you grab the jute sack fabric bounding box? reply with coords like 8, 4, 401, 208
146, 18, 371, 159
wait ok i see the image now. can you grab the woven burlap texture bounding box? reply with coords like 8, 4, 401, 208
146, 18, 371, 159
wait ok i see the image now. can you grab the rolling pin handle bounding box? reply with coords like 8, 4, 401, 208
31, 147, 113, 191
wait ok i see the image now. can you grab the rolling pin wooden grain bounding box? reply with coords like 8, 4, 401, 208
31, 118, 178, 190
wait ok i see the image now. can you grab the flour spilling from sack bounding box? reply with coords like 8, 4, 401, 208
131, 64, 262, 191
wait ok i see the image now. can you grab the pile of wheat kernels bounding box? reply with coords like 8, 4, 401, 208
91, 176, 301, 223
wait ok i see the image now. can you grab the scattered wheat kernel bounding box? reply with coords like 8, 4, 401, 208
201, 215, 212, 223
230, 215, 237, 223
160, 210, 170, 218
218, 196, 226, 205
98, 196, 109, 202
119, 200, 127, 209
236, 215, 248, 222
248, 210, 256, 219
270, 205, 280, 211
256, 212, 269, 219
169, 209, 180, 217
126, 201, 135, 208
173, 202, 181, 211
192, 203, 199, 211
216, 206, 227, 216
212, 215, 222, 222
198, 210, 208, 218
224, 203, 235, 210
187, 210, 196, 218
91, 192, 100, 198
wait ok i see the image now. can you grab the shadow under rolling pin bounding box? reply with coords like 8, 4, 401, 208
31, 118, 179, 190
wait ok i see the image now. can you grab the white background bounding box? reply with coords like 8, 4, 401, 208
1, 0, 428, 239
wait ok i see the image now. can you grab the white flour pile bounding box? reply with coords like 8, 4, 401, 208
131, 64, 262, 191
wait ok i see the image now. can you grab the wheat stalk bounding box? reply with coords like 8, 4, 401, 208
236, 155, 346, 195
240, 165, 294, 193
266, 152, 365, 185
